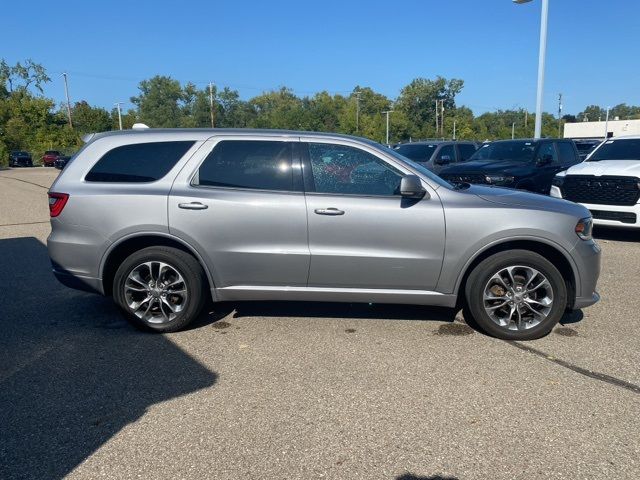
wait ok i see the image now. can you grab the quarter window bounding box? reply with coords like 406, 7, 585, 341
307, 143, 403, 196
86, 141, 194, 183
195, 140, 295, 191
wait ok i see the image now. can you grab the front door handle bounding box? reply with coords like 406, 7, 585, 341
178, 202, 208, 210
314, 208, 345, 216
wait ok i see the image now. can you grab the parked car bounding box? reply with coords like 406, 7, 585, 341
393, 141, 479, 174
572, 139, 602, 161
54, 155, 71, 170
42, 150, 63, 167
48, 129, 600, 340
438, 139, 581, 194
9, 151, 33, 167
551, 135, 640, 229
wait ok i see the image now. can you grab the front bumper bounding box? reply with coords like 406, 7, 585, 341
550, 185, 640, 229
569, 238, 602, 310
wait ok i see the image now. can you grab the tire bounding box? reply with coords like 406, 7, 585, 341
464, 249, 567, 340
113, 246, 207, 332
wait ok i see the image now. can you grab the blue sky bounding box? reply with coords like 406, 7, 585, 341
5, 0, 639, 115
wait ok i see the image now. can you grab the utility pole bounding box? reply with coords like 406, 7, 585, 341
440, 99, 445, 136
114, 102, 124, 130
604, 106, 610, 139
453, 120, 457, 140
557, 93, 563, 138
525, 110, 528, 129
382, 110, 393, 145
355, 90, 362, 134
209, 82, 215, 128
435, 100, 439, 136
512, 122, 516, 139
61, 72, 73, 128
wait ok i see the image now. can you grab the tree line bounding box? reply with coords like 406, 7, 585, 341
1, 59, 639, 166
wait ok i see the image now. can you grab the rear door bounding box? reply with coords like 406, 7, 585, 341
301, 138, 446, 291
168, 136, 310, 289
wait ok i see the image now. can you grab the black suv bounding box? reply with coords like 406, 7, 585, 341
439, 139, 580, 194
9, 151, 33, 167
393, 141, 479, 174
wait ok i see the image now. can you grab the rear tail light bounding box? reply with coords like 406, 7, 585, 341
48, 192, 69, 217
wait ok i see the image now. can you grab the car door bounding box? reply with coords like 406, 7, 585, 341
431, 144, 456, 174
532, 142, 563, 193
168, 136, 310, 289
300, 138, 446, 291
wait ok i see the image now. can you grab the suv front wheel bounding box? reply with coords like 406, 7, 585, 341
465, 250, 568, 340
113, 246, 207, 332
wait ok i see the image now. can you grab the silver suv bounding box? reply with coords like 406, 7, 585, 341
47, 129, 601, 340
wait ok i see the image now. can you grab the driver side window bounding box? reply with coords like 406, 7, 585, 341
307, 143, 403, 196
536, 143, 558, 164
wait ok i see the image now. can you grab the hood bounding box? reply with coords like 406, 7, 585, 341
562, 160, 640, 177
441, 159, 533, 175
468, 184, 589, 217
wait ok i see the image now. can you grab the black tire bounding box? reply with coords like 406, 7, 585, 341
113, 246, 207, 332
464, 249, 567, 340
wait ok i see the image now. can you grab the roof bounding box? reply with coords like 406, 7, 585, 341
84, 128, 379, 145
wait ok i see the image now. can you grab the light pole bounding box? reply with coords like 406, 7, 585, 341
61, 72, 73, 128
114, 102, 124, 130
604, 106, 610, 139
382, 110, 393, 145
514, 0, 549, 139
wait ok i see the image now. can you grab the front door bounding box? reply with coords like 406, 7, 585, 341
300, 139, 446, 291
169, 137, 310, 289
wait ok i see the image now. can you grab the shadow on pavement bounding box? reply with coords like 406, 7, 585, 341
0, 237, 218, 480
594, 226, 640, 243
231, 300, 459, 323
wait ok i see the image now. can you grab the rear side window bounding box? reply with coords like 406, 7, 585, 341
556, 142, 578, 165
458, 144, 477, 161
194, 140, 295, 191
86, 141, 194, 183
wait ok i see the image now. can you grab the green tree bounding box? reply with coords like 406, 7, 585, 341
131, 75, 185, 127
71, 101, 112, 134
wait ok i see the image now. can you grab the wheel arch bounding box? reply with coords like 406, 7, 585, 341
100, 233, 215, 298
455, 238, 578, 309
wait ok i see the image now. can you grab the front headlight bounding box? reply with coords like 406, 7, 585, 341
575, 217, 593, 241
552, 176, 565, 187
485, 175, 515, 185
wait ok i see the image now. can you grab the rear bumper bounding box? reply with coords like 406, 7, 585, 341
573, 291, 600, 309
52, 267, 103, 294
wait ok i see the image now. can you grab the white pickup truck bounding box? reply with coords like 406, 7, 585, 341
550, 136, 640, 229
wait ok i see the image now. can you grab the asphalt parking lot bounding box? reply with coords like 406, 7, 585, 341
1, 167, 639, 480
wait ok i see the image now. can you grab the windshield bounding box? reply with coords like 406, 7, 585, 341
385, 148, 453, 189
393, 144, 437, 162
588, 139, 640, 161
470, 141, 537, 162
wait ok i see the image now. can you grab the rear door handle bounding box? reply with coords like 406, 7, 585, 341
314, 208, 345, 216
178, 202, 208, 210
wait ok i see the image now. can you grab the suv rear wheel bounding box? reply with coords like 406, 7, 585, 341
465, 250, 567, 340
113, 246, 207, 332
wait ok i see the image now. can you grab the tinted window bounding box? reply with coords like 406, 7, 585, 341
458, 144, 477, 161
470, 141, 536, 162
536, 143, 558, 164
86, 141, 194, 183
195, 140, 294, 191
588, 139, 640, 161
556, 142, 577, 165
394, 144, 437, 162
308, 143, 403, 196
436, 144, 455, 162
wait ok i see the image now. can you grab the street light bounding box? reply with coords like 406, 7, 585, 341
514, 0, 549, 139
382, 110, 393, 145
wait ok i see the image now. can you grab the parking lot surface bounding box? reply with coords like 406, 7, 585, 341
1, 167, 639, 480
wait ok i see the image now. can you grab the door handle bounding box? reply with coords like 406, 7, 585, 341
314, 208, 345, 216
178, 202, 208, 210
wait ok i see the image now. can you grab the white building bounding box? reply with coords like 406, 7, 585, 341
564, 118, 640, 139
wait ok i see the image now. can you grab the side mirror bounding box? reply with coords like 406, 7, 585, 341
435, 155, 452, 165
537, 154, 553, 166
400, 175, 427, 199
